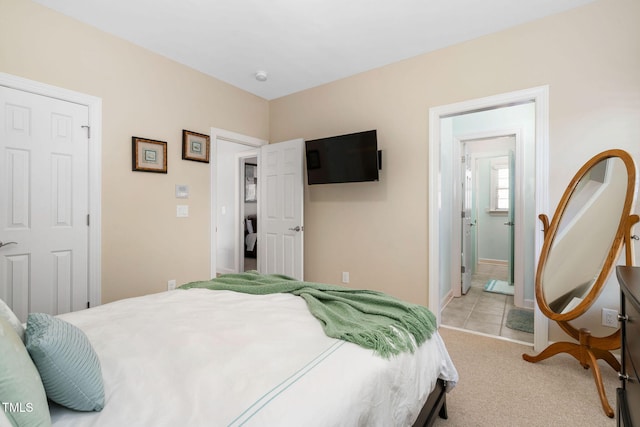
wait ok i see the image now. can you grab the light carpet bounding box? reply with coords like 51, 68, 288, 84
483, 279, 514, 296
432, 327, 618, 427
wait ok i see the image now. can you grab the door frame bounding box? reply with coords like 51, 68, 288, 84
210, 128, 266, 278
0, 72, 103, 308
428, 86, 549, 352
452, 131, 525, 309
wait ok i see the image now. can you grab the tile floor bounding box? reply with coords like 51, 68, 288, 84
441, 263, 534, 344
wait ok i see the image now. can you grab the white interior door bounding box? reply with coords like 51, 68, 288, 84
259, 139, 304, 280
0, 86, 89, 321
461, 151, 473, 294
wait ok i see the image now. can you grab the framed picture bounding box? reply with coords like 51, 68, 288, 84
245, 163, 257, 202
132, 137, 167, 173
182, 130, 210, 163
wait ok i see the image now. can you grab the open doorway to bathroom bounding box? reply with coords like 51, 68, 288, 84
460, 136, 515, 294
443, 134, 533, 342
428, 86, 549, 352
429, 92, 548, 345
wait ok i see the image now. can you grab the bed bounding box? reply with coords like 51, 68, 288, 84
0, 274, 458, 427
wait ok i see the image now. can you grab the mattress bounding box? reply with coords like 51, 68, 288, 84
49, 288, 458, 426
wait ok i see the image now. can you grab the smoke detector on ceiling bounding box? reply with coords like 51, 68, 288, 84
255, 70, 268, 82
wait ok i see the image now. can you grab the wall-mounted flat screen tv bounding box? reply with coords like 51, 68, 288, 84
305, 130, 380, 185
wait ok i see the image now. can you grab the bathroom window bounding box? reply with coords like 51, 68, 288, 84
490, 157, 509, 213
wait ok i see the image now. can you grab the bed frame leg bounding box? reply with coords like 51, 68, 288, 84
412, 379, 448, 427
438, 400, 448, 420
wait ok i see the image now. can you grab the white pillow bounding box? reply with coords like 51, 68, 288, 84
0, 407, 12, 427
0, 299, 24, 342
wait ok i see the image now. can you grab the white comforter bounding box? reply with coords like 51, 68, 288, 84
50, 288, 458, 427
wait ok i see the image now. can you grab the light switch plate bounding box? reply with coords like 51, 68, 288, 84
175, 184, 189, 199
176, 205, 189, 217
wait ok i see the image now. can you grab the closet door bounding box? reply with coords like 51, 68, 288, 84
0, 86, 90, 321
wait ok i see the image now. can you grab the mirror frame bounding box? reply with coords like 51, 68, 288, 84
535, 149, 636, 322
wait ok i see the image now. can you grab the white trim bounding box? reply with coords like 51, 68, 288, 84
440, 288, 454, 309
210, 127, 267, 278
451, 137, 463, 298
440, 324, 534, 347
211, 128, 266, 147
532, 88, 550, 351
478, 258, 508, 266
0, 72, 103, 308
428, 86, 549, 353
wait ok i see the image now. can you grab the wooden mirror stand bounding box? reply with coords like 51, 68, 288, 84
524, 214, 638, 417
523, 150, 638, 418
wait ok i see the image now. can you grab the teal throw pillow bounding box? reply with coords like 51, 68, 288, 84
25, 313, 104, 412
0, 316, 50, 426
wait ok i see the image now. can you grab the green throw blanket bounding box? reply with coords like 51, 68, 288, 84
180, 272, 437, 358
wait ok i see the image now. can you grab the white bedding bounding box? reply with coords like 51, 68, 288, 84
50, 288, 457, 427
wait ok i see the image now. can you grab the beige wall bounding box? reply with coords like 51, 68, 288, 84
269, 0, 640, 313
0, 0, 269, 303
2, 0, 639, 333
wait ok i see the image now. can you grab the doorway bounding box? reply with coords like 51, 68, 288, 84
428, 86, 550, 352
210, 128, 265, 277
210, 130, 305, 281
447, 134, 531, 341
458, 135, 517, 297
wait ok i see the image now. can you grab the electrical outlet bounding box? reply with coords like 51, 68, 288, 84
167, 279, 176, 291
176, 205, 189, 218
602, 308, 618, 328
342, 272, 349, 283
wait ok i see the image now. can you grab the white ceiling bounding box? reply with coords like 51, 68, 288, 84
34, 0, 595, 100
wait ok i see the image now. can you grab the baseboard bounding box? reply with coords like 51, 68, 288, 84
441, 289, 454, 308
478, 258, 508, 266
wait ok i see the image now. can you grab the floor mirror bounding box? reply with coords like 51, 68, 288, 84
523, 149, 639, 418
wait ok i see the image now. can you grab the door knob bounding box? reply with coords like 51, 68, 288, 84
288, 226, 302, 232
503, 221, 514, 226
0, 241, 17, 248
